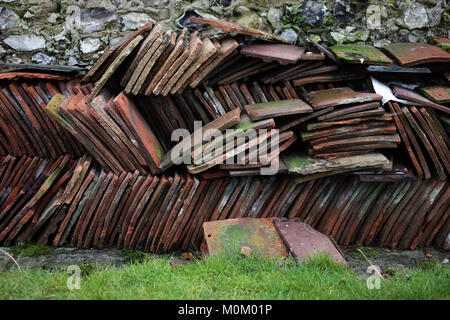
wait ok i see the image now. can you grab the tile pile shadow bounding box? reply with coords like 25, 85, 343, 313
0, 20, 449, 251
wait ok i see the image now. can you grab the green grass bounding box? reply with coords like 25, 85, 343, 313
0, 254, 448, 300
348, 246, 381, 259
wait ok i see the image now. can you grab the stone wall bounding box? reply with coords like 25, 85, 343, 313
0, 0, 449, 67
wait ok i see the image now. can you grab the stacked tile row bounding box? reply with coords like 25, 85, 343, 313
0, 80, 86, 158
0, 154, 447, 250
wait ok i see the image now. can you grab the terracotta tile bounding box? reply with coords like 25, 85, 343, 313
317, 101, 380, 121
84, 173, 119, 248
160, 108, 240, 171
383, 43, 450, 66
171, 37, 217, 95
131, 31, 172, 95
307, 125, 397, 146
419, 85, 450, 104
241, 43, 305, 65
292, 72, 367, 86
189, 38, 239, 88
84, 21, 154, 83
114, 92, 163, 174
413, 107, 450, 175
217, 62, 278, 85
189, 17, 287, 43
99, 172, 134, 247
123, 28, 168, 94
283, 152, 389, 176
305, 36, 337, 61
203, 218, 288, 257
263, 61, 321, 84
121, 24, 164, 87
149, 174, 183, 252
300, 49, 325, 60
88, 35, 143, 102
124, 176, 160, 248
391, 85, 450, 114
0, 72, 74, 81
153, 39, 190, 95
275, 218, 347, 264
402, 106, 446, 180
244, 99, 312, 121
330, 44, 393, 65
306, 114, 393, 131
286, 65, 339, 82
303, 87, 382, 110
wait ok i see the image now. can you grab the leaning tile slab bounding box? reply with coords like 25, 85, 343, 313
419, 86, 450, 104
391, 85, 450, 114
383, 43, 450, 66
244, 99, 312, 121
274, 218, 347, 265
88, 35, 144, 102
303, 87, 382, 110
330, 45, 393, 66
172, 37, 217, 94
241, 43, 305, 65
203, 218, 289, 257
114, 92, 163, 174
282, 152, 389, 176
189, 17, 287, 43
83, 21, 154, 83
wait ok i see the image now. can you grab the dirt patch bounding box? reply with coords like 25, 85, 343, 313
343, 247, 450, 275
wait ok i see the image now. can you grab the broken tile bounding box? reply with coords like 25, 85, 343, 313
274, 218, 347, 264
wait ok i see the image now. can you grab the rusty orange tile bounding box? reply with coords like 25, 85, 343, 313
383, 43, 450, 66
241, 43, 305, 65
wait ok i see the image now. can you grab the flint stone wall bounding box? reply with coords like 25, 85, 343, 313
0, 0, 449, 66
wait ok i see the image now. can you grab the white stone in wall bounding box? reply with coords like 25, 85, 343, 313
3, 35, 46, 51
403, 3, 429, 30
32, 52, 56, 65
80, 9, 117, 34
120, 12, 152, 31
80, 37, 101, 54
0, 7, 19, 30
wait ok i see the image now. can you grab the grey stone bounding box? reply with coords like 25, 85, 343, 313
403, 3, 429, 30
373, 39, 391, 48
80, 8, 117, 34
267, 8, 282, 30
32, 52, 56, 64
27, 1, 58, 16
6, 54, 21, 64
3, 35, 46, 51
279, 28, 298, 44
334, 0, 355, 24
120, 12, 152, 31
331, 26, 370, 44
0, 7, 19, 30
426, 1, 444, 27
68, 56, 88, 66
297, 0, 328, 26
176, 10, 207, 31
80, 37, 101, 54
142, 0, 169, 8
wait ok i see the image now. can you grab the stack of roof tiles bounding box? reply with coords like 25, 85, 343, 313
0, 18, 449, 252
